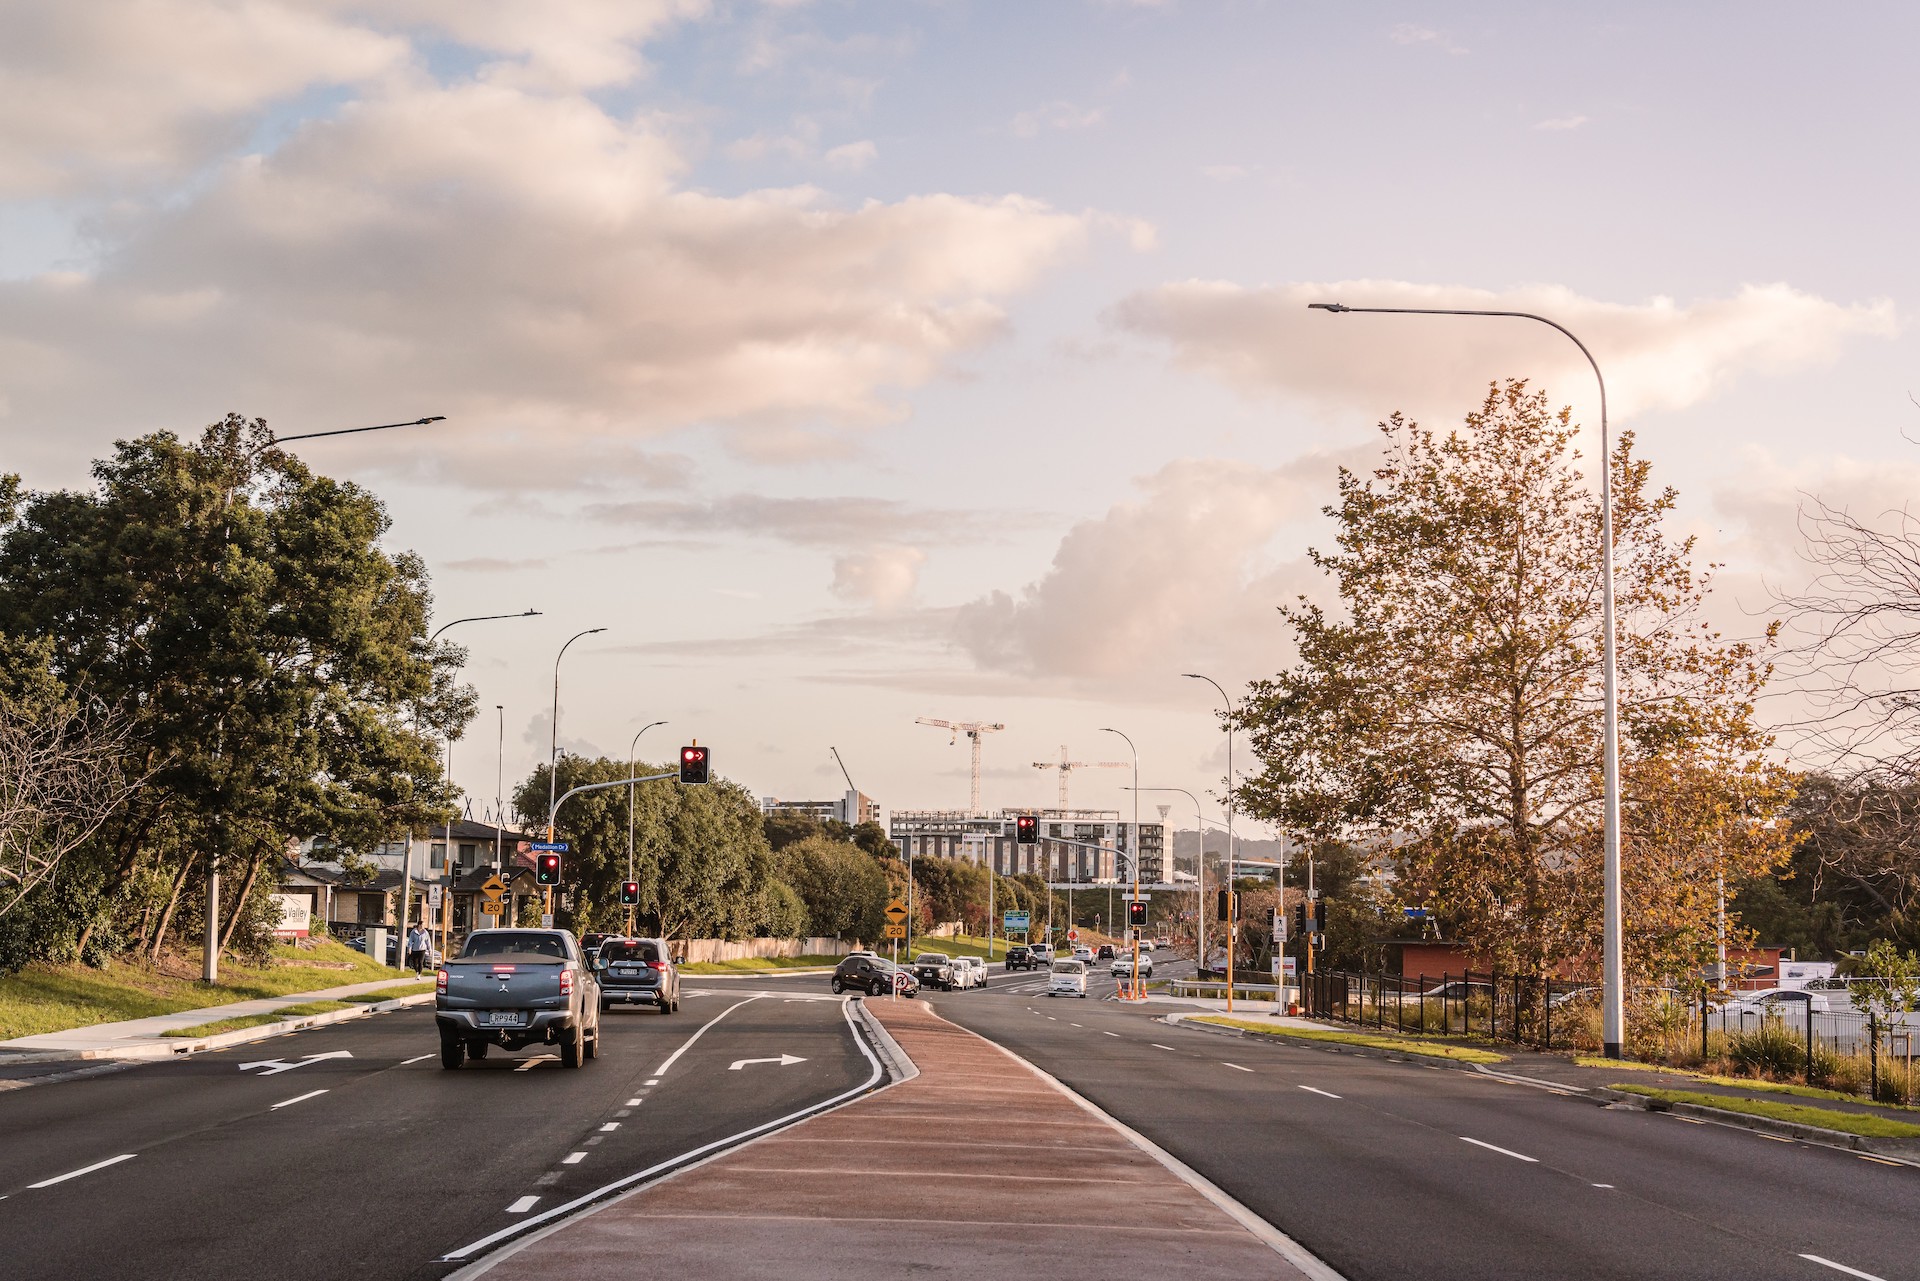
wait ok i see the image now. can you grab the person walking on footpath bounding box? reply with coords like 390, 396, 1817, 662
407, 922, 430, 974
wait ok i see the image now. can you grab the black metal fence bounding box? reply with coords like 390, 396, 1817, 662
1302, 968, 1587, 1050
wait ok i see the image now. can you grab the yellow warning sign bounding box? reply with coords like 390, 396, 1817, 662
883, 923, 907, 939
884, 898, 909, 925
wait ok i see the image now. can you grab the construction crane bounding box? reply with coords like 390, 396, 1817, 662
1032, 744, 1129, 809
916, 717, 1005, 813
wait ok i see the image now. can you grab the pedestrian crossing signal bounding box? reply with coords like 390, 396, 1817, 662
679, 745, 710, 784
1015, 815, 1038, 844
620, 880, 639, 905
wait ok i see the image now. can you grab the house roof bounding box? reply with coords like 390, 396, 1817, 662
428, 819, 534, 844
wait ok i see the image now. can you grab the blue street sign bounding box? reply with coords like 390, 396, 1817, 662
531, 841, 569, 852
1403, 907, 1430, 921
1003, 910, 1030, 931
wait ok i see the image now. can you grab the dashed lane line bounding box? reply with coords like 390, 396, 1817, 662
400, 1054, 435, 1066
506, 1196, 539, 1214
1151, 1044, 1177, 1051
1298, 1085, 1341, 1099
1102, 1031, 1121, 1037
1801, 1255, 1889, 1281
515, 1055, 557, 1072
599, 1122, 620, 1132
1459, 1136, 1537, 1163
270, 1089, 328, 1110
1223, 1063, 1253, 1073
26, 1154, 135, 1189
561, 1152, 587, 1165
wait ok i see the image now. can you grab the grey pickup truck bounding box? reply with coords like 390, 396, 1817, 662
434, 928, 602, 1069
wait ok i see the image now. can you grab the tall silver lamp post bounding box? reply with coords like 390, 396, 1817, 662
1307, 300, 1625, 1058
626, 719, 667, 933
545, 628, 607, 840
1127, 786, 1206, 965
1098, 727, 1141, 994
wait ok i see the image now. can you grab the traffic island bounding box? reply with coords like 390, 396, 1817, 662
456, 997, 1331, 1280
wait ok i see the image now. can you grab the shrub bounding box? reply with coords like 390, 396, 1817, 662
1728, 1017, 1807, 1079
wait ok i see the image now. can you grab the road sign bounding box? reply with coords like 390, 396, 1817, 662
1002, 910, 1030, 931
530, 841, 568, 852
1122, 891, 1152, 901
481, 872, 506, 895
884, 898, 909, 925
1066, 928, 1080, 943
883, 923, 907, 939
426, 885, 442, 911
480, 896, 505, 917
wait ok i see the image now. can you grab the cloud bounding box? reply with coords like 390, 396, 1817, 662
1012, 101, 1106, 138
1388, 23, 1467, 54
1200, 164, 1251, 181
1109, 279, 1899, 422
0, 77, 1095, 482
831, 544, 927, 607
585, 493, 1015, 547
952, 454, 1360, 688
823, 140, 878, 171
1533, 115, 1589, 132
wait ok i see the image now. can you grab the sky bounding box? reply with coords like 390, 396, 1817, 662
2, 1, 1916, 837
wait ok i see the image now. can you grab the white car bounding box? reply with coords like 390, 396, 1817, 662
1029, 943, 1056, 963
1048, 958, 1088, 998
1111, 953, 1154, 979
1719, 988, 1832, 1015
949, 956, 986, 989
1071, 944, 1094, 965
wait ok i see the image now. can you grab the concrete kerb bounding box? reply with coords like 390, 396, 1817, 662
920, 1003, 1346, 1281
850, 996, 919, 1084
7, 991, 437, 1067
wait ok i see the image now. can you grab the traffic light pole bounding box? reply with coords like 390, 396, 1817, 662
543, 772, 677, 926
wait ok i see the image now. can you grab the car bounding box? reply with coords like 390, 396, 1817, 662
579, 932, 617, 965
832, 953, 919, 997
1096, 943, 1116, 961
595, 936, 681, 1014
1137, 938, 1154, 953
1071, 944, 1094, 965
1047, 958, 1088, 998
912, 952, 959, 991
434, 928, 601, 1068
1004, 945, 1039, 971
1719, 987, 1832, 1015
1029, 943, 1056, 963
1153, 937, 1170, 950
949, 956, 986, 989
1111, 953, 1154, 979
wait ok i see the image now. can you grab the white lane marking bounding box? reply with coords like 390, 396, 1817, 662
1223, 1062, 1253, 1073
599, 1122, 619, 1132
27, 1154, 136, 1189
1102, 1031, 1121, 1037
1151, 1044, 1177, 1051
400, 1054, 435, 1066
271, 1089, 328, 1110
441, 996, 885, 1263
506, 1196, 540, 1214
615, 1109, 632, 1118
648, 1001, 749, 1077
644, 1078, 661, 1085
1298, 1085, 1342, 1099
1592, 1183, 1613, 1188
1801, 1257, 1890, 1281
239, 1049, 354, 1075
515, 1055, 557, 1072
561, 1152, 587, 1165
625, 1098, 643, 1106
1070, 1023, 1083, 1028
1460, 1136, 1537, 1163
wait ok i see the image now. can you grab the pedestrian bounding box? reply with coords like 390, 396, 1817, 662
407, 922, 429, 974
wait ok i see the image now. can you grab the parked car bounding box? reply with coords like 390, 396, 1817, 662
1005, 945, 1039, 971
596, 936, 681, 1014
1096, 943, 1117, 961
912, 952, 959, 991
1111, 953, 1154, 979
1048, 958, 1089, 998
1719, 988, 1832, 1015
434, 928, 601, 1069
832, 953, 919, 997
949, 956, 986, 989
1071, 944, 1094, 965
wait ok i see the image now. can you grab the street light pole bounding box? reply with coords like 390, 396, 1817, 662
201, 415, 446, 984
1185, 674, 1238, 1009
627, 719, 667, 935
1308, 300, 1625, 1058
547, 628, 607, 839
494, 704, 505, 875
1100, 726, 1140, 997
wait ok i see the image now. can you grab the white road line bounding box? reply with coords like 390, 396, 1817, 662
515, 1056, 556, 1072
27, 1154, 136, 1189
1102, 1030, 1121, 1037
1070, 1023, 1083, 1028
400, 1054, 435, 1066
1151, 1043, 1177, 1051
1460, 1136, 1537, 1163
599, 1122, 619, 1132
1223, 1062, 1253, 1072
561, 1152, 587, 1165
615, 1109, 631, 1117
1592, 1183, 1613, 1189
1298, 1085, 1341, 1099
625, 1098, 643, 1106
651, 995, 762, 1077
644, 1078, 660, 1085
1801, 1256, 1889, 1281
506, 1196, 539, 1214
271, 1089, 328, 1110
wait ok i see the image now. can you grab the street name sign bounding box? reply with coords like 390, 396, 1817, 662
530, 841, 568, 852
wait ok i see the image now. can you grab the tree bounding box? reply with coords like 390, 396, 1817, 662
778, 834, 889, 941
0, 417, 463, 967
1235, 381, 1792, 984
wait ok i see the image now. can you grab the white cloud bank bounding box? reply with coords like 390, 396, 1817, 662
1110, 279, 1898, 422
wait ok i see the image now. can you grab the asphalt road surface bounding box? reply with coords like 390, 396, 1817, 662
936, 977, 1920, 1281
0, 986, 879, 1281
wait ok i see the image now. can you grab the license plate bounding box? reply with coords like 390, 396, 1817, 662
614, 965, 639, 976
484, 1011, 525, 1027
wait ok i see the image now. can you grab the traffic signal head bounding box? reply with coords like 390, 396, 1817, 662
1313, 898, 1327, 933
1128, 900, 1148, 927
620, 880, 639, 906
535, 853, 561, 886
1216, 889, 1232, 922
679, 745, 710, 784
1015, 814, 1038, 844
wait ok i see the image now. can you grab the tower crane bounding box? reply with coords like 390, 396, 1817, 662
1031, 744, 1129, 809
915, 717, 1005, 813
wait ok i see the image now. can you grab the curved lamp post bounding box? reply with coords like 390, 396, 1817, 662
626, 719, 668, 932
546, 628, 607, 840
1098, 727, 1142, 997
1308, 300, 1624, 1058
1184, 673, 1240, 1010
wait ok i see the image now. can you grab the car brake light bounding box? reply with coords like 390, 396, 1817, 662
435, 968, 447, 994
559, 969, 573, 996
490, 965, 516, 974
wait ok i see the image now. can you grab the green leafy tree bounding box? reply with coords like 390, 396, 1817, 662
1235, 381, 1792, 983
778, 834, 890, 941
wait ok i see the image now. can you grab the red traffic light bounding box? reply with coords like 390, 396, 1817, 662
1015, 814, 1037, 844
679, 745, 710, 784
620, 880, 640, 905
1128, 901, 1147, 927
535, 853, 561, 885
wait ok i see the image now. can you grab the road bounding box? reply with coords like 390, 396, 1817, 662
932, 965, 1920, 1281
0, 986, 880, 1281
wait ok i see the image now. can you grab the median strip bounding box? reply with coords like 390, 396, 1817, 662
1185, 1015, 1508, 1064
1608, 1085, 1920, 1140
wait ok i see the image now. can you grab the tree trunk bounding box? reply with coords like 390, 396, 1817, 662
148, 851, 197, 963
219, 845, 266, 952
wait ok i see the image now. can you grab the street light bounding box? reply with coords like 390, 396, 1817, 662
1184, 673, 1241, 1010
1308, 300, 1625, 1059
626, 719, 668, 932
1098, 726, 1142, 997
202, 415, 447, 984
1126, 785, 1207, 967
547, 628, 607, 840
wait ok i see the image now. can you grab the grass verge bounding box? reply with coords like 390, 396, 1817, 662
163, 1000, 358, 1038
0, 939, 412, 1041
681, 955, 844, 974
1191, 1016, 1508, 1064
1576, 1057, 1920, 1112
1610, 1084, 1920, 1139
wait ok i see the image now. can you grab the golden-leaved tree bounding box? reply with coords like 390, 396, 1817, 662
1235, 380, 1794, 985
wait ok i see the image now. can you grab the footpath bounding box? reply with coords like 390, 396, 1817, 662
0, 975, 431, 1077
454, 996, 1332, 1280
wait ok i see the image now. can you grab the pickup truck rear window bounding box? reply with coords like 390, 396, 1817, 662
461, 932, 568, 959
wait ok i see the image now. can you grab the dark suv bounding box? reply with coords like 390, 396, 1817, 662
596, 937, 681, 1014
1004, 945, 1038, 971
832, 952, 919, 997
